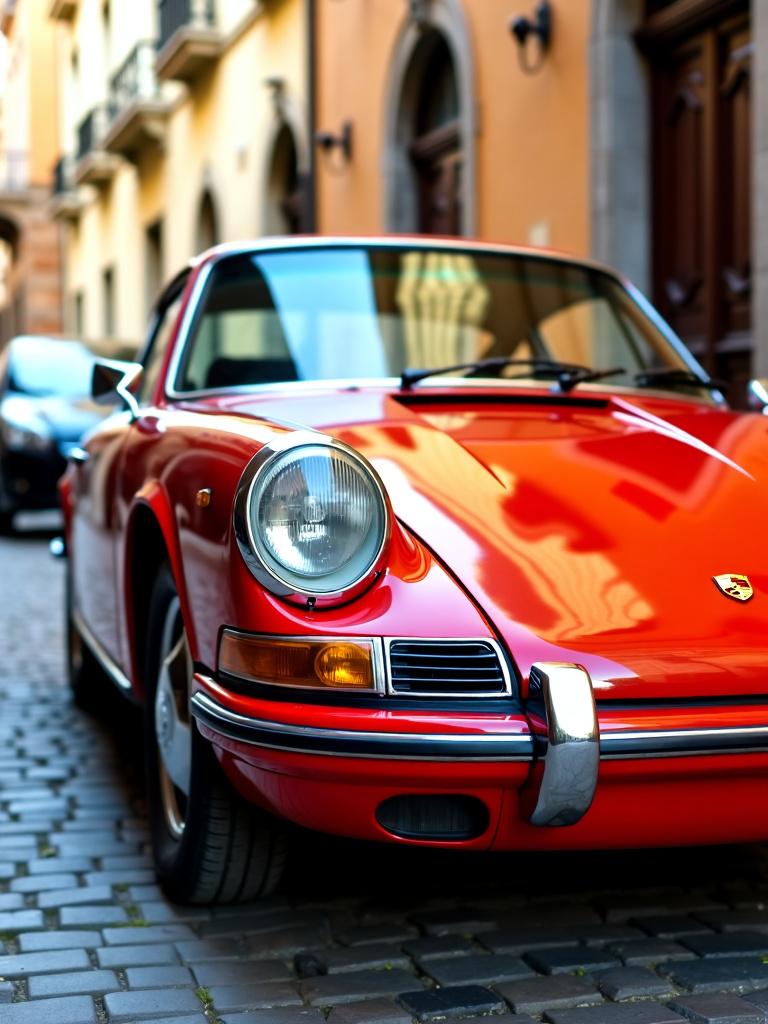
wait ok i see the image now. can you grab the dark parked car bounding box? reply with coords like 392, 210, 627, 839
0, 335, 105, 532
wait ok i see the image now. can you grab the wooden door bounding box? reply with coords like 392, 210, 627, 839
646, 3, 751, 404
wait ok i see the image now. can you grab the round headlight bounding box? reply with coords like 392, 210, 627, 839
237, 438, 389, 600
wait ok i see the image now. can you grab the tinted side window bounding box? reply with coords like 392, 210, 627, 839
137, 282, 187, 404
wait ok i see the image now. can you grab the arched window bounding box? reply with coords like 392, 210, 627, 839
265, 124, 302, 235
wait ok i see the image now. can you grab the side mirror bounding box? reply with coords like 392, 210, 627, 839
91, 359, 142, 419
747, 379, 768, 413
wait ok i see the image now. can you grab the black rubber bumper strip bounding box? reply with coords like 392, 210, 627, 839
190, 692, 534, 761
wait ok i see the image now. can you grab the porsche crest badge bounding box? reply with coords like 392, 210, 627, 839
713, 574, 753, 602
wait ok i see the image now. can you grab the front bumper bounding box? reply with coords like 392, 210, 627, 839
191, 667, 768, 850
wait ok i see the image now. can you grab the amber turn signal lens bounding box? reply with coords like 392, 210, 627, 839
219, 631, 375, 690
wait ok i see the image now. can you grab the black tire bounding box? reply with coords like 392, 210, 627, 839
144, 564, 286, 904
66, 565, 111, 712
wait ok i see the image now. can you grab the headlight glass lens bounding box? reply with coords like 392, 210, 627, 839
247, 444, 386, 594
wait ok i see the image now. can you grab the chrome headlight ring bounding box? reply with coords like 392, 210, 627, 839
234, 431, 391, 608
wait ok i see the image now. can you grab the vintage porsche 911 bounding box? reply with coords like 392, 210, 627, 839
59, 237, 768, 904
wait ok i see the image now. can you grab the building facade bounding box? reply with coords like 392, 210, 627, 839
51, 0, 762, 402
0, 0, 63, 345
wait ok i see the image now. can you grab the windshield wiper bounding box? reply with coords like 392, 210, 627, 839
400, 357, 626, 394
633, 368, 726, 393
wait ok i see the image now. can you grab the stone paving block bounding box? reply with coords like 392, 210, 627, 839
420, 952, 535, 986
125, 964, 195, 988
59, 905, 129, 928
174, 938, 240, 963
327, 998, 413, 1023
633, 915, 715, 938
478, 927, 582, 954
103, 987, 204, 1020
84, 869, 155, 887
243, 926, 331, 957
26, 857, 94, 875
409, 907, 498, 936
699, 913, 768, 935
0, 995, 97, 1023
667, 993, 768, 1022
0, 861, 14, 879
334, 925, 419, 946
38, 884, 115, 909
0, 894, 24, 910
136, 901, 211, 924
207, 983, 303, 1011
18, 930, 102, 952
575, 925, 647, 947
398, 984, 507, 1020
682, 932, 768, 958
10, 872, 80, 893
311, 943, 410, 975
219, 1011, 324, 1023
27, 968, 121, 997
610, 939, 698, 965
0, 947, 90, 977
300, 968, 417, 1006
103, 923, 197, 945
0, 979, 13, 1003
401, 934, 475, 960
593, 965, 675, 999
0, 909, 44, 932
495, 975, 603, 1015
544, 1004, 687, 1024
193, 960, 292, 986
659, 956, 768, 993
96, 942, 180, 968
743, 990, 768, 1010
525, 945, 622, 975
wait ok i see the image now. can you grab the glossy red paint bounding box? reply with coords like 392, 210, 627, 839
63, 237, 768, 856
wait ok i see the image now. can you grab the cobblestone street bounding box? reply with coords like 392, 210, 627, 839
7, 529, 768, 1023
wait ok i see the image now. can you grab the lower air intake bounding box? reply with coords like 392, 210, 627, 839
376, 794, 490, 841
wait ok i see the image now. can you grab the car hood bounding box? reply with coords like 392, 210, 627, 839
205, 388, 768, 700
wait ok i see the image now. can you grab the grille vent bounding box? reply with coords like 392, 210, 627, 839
387, 640, 509, 696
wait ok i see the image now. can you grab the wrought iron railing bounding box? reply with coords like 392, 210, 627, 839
52, 155, 75, 195
76, 105, 112, 160
0, 151, 28, 191
110, 40, 159, 117
158, 0, 215, 50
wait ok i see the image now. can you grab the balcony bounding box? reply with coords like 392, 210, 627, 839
50, 155, 84, 220
103, 41, 170, 161
156, 0, 222, 84
74, 105, 121, 187
48, 0, 77, 20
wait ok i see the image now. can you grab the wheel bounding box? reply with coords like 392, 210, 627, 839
66, 565, 110, 711
145, 564, 286, 904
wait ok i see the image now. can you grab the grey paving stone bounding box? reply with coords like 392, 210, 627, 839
743, 990, 768, 1011
202, 910, 322, 938
38, 884, 115, 909
327, 998, 413, 1023
10, 872, 80, 893
478, 927, 582, 954
312, 944, 410, 975
243, 925, 331, 957
103, 987, 204, 1020
0, 947, 91, 977
207, 983, 302, 1011
0, 979, 13, 1003
544, 1005, 687, 1024
26, 857, 94, 875
409, 907, 498, 936
0, 894, 23, 910
659, 957, 768, 993
701, 913, 768, 935
18, 930, 102, 952
334, 925, 419, 946
193, 960, 292, 986
576, 925, 647, 947
174, 939, 240, 963
96, 943, 180, 968
594, 965, 675, 1000
667, 993, 768, 1022
0, 861, 14, 880
0, 909, 44, 932
681, 932, 768, 959
27, 968, 120, 997
84, 870, 155, 887
401, 935, 475, 960
219, 1011, 324, 1023
633, 915, 715, 939
103, 923, 197, 945
610, 939, 698, 965
300, 968, 417, 1006
0, 995, 97, 1023
59, 905, 130, 927
398, 984, 506, 1020
495, 976, 603, 1015
421, 952, 535, 986
525, 945, 622, 975
137, 901, 211, 924
125, 964, 196, 988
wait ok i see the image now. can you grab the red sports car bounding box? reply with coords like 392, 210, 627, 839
60, 237, 768, 904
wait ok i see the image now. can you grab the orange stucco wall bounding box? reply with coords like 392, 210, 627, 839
316, 0, 591, 258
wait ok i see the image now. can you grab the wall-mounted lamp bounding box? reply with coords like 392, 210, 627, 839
315, 121, 353, 163
509, 1, 552, 74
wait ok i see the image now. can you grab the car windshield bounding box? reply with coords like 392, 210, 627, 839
174, 245, 698, 394
8, 338, 96, 398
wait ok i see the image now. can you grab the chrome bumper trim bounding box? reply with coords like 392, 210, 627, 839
73, 608, 132, 692
190, 690, 534, 761
522, 662, 599, 828
599, 725, 768, 758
